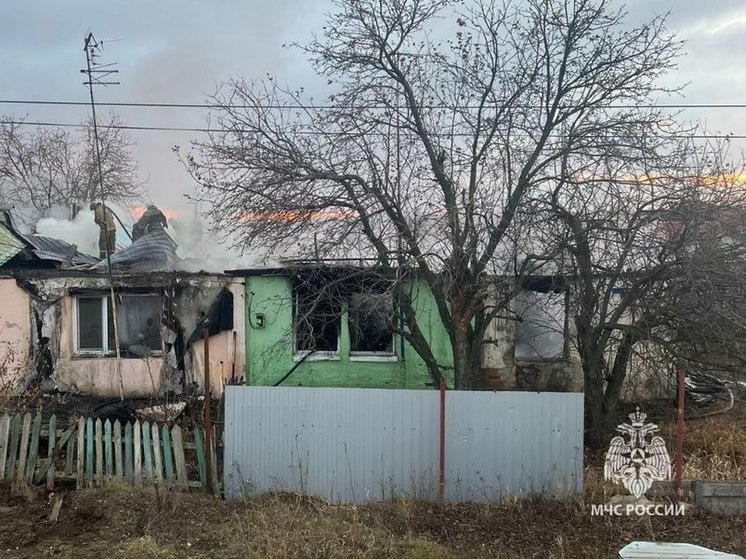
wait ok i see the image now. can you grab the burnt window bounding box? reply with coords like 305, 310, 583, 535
349, 293, 394, 353
75, 294, 162, 356
514, 289, 566, 360
294, 284, 341, 353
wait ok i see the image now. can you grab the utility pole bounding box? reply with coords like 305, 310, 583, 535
82, 32, 125, 400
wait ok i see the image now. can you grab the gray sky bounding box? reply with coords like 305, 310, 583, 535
1, 0, 745, 218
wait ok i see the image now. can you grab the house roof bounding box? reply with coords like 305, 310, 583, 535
91, 228, 179, 272
20, 234, 98, 267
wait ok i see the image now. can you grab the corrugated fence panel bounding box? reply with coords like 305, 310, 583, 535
224, 386, 583, 503
444, 391, 583, 502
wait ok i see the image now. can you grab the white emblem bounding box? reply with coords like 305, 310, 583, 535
604, 408, 672, 499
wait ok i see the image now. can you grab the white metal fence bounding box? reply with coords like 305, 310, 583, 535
223, 386, 583, 503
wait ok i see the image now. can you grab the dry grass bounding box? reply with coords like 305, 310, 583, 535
0, 410, 744, 558
677, 415, 746, 479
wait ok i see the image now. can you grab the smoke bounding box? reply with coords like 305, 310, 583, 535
34, 204, 270, 273
35, 202, 136, 257
168, 214, 269, 272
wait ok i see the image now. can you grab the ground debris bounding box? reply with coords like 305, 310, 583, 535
0, 483, 743, 559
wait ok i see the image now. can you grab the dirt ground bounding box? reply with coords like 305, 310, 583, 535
0, 481, 744, 559
0, 402, 743, 558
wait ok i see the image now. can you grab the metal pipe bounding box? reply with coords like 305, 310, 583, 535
439, 375, 446, 503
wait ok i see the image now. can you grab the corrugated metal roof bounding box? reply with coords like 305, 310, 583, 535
22, 234, 98, 266
0, 223, 26, 266
91, 228, 179, 271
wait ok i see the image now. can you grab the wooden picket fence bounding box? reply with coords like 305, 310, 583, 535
0, 412, 219, 494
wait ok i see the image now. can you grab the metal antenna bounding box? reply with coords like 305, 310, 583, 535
82, 32, 125, 400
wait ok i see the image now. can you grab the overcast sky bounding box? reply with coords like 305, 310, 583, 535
1, 0, 745, 217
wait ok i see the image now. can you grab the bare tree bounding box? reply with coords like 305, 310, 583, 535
0, 114, 144, 228
522, 135, 746, 447
184, 0, 683, 389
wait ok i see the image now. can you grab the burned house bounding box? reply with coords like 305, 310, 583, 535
230, 266, 583, 392
0, 217, 244, 399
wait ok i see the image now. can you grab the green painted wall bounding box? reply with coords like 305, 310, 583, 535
245, 275, 453, 388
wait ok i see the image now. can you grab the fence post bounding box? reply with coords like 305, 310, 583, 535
0, 414, 10, 480
15, 413, 32, 483
46, 415, 56, 490
439, 376, 446, 504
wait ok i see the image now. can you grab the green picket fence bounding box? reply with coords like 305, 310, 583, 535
0, 412, 219, 494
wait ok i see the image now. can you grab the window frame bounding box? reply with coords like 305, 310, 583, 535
73, 293, 163, 357
513, 289, 568, 362
290, 286, 399, 363
347, 292, 398, 362
292, 289, 341, 361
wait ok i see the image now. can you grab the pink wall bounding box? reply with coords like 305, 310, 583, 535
54, 295, 164, 398
189, 279, 245, 396
0, 278, 31, 393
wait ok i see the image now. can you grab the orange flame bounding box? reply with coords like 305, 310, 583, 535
130, 206, 181, 221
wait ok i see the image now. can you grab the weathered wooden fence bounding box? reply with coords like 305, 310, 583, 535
0, 412, 219, 493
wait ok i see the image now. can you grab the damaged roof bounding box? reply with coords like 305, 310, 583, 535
21, 234, 98, 267
91, 228, 179, 272
1, 208, 180, 273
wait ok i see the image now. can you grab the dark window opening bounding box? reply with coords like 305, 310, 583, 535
78, 297, 105, 351
294, 285, 341, 352
514, 289, 566, 360
349, 293, 394, 353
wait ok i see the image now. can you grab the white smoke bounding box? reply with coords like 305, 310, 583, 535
34, 204, 271, 273
168, 214, 270, 272
35, 202, 136, 257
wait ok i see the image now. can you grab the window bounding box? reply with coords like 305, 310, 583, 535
514, 290, 566, 360
292, 281, 397, 361
349, 293, 394, 354
294, 285, 341, 354
75, 294, 162, 356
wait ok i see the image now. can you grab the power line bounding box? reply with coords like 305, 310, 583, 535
3, 119, 746, 140
1, 120, 214, 133
3, 98, 746, 110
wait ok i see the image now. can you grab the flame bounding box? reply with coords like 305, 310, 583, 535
130, 206, 180, 221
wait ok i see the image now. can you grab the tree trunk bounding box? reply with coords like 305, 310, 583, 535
452, 319, 484, 390
584, 335, 638, 449
584, 359, 612, 450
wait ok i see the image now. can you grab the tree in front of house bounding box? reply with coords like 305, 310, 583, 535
0, 115, 144, 229
185, 0, 694, 392
521, 137, 746, 447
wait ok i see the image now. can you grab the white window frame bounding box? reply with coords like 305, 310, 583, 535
348, 292, 398, 362
73, 294, 163, 357
349, 350, 398, 362
73, 295, 110, 356
292, 293, 341, 361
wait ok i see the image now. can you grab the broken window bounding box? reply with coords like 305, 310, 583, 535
293, 284, 341, 353
514, 289, 566, 360
349, 293, 394, 354
75, 294, 162, 356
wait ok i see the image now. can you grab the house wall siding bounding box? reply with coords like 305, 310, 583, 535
482, 313, 584, 392
244, 276, 454, 389
0, 273, 243, 398
0, 278, 31, 393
